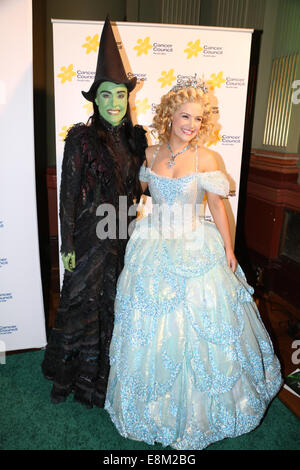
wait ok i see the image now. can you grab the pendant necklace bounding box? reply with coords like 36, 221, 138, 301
167, 143, 191, 168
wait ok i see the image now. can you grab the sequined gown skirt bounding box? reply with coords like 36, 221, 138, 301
105, 217, 282, 450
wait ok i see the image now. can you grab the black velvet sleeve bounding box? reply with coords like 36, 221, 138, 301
133, 124, 148, 164
59, 124, 85, 255
133, 124, 150, 195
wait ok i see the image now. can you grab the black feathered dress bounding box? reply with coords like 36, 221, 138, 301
41, 116, 147, 408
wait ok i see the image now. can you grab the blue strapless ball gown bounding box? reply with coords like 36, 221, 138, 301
104, 165, 282, 450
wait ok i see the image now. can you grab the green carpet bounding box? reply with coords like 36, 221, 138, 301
0, 350, 299, 450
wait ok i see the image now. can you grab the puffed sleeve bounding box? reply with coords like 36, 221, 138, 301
139, 164, 149, 183
59, 124, 85, 254
198, 170, 229, 197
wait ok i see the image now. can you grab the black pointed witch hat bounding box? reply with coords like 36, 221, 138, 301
82, 16, 137, 102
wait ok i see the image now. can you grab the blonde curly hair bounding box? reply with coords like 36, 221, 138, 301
151, 86, 216, 147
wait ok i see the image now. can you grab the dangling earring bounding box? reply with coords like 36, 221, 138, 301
168, 121, 172, 128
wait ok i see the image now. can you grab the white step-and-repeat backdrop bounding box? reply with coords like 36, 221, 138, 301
52, 19, 253, 284
0, 0, 47, 353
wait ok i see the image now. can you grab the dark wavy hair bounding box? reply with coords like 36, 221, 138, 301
87, 102, 145, 202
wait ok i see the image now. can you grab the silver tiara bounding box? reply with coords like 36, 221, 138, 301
171, 77, 208, 94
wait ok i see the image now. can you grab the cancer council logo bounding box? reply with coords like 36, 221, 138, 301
207, 130, 222, 147
57, 64, 76, 84
184, 40, 203, 58
207, 72, 226, 90
158, 69, 176, 88
59, 125, 72, 141
132, 97, 151, 115
83, 102, 94, 115
134, 37, 153, 56
82, 34, 99, 54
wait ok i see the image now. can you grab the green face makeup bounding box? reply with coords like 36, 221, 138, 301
95, 81, 128, 126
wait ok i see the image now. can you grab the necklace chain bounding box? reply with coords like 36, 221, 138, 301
167, 143, 191, 168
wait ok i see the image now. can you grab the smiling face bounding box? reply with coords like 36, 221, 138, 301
170, 102, 203, 143
95, 81, 128, 126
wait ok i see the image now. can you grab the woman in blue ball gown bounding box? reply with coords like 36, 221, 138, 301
104, 80, 282, 450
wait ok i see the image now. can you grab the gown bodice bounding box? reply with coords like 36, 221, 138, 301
139, 165, 229, 206
139, 150, 229, 237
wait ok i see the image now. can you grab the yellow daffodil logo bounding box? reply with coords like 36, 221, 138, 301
207, 130, 222, 147
57, 65, 76, 84
158, 69, 176, 88
134, 37, 153, 56
59, 125, 72, 141
82, 34, 99, 54
132, 97, 151, 115
83, 102, 93, 115
184, 40, 203, 59
207, 72, 226, 90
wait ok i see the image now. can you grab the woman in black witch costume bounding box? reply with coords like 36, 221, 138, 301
41, 17, 147, 408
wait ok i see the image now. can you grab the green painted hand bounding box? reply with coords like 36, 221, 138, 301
62, 251, 76, 272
